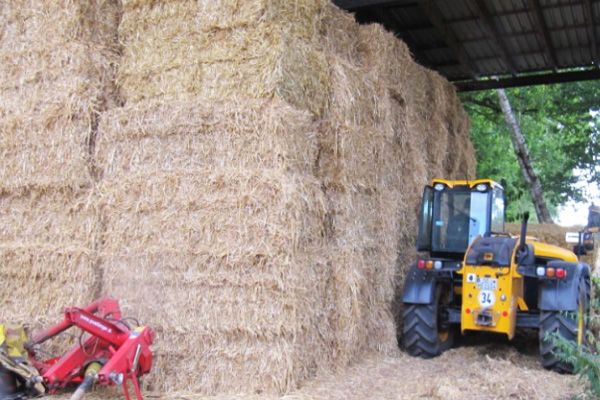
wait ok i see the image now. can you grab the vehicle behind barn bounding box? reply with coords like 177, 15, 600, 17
402, 179, 591, 372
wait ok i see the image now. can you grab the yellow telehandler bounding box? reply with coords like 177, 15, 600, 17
402, 179, 591, 372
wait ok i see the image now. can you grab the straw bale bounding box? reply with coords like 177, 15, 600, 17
96, 168, 329, 392
505, 223, 573, 248
0, 121, 95, 191
96, 98, 318, 176
357, 23, 412, 94
117, 1, 331, 115
0, 0, 121, 191
100, 248, 330, 394
316, 123, 390, 191
505, 222, 595, 266
0, 187, 98, 247
319, 3, 361, 62
98, 169, 325, 248
0, 245, 99, 332
121, 0, 328, 37
324, 55, 384, 128
148, 335, 298, 394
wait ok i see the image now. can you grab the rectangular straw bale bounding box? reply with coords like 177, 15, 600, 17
324, 54, 384, 127
442, 113, 476, 179
319, 3, 361, 62
317, 123, 388, 191
0, 0, 120, 114
97, 168, 328, 392
318, 188, 405, 364
96, 98, 318, 177
357, 23, 412, 101
0, 0, 121, 190
148, 334, 296, 394
324, 245, 399, 367
0, 121, 94, 191
98, 169, 325, 251
0, 245, 99, 332
121, 0, 329, 36
117, 1, 331, 115
101, 252, 298, 338
0, 187, 98, 247
0, 0, 120, 47
101, 247, 329, 394
505, 223, 595, 267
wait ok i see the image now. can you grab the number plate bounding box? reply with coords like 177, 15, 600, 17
476, 277, 497, 290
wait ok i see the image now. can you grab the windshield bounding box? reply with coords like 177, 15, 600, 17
430, 189, 489, 253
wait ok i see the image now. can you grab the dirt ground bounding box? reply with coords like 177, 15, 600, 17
52, 330, 584, 400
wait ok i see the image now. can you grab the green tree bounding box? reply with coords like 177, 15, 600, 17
459, 80, 600, 222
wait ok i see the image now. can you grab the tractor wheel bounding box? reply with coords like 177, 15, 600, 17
539, 274, 590, 373
403, 284, 454, 358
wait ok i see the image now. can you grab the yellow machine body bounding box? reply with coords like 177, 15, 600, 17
458, 237, 577, 339
459, 246, 523, 339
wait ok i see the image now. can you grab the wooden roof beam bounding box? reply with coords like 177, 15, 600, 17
332, 0, 415, 10
417, 0, 479, 79
455, 69, 600, 91
583, 0, 600, 68
470, 0, 519, 77
526, 0, 558, 72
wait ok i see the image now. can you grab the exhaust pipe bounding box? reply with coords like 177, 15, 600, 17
519, 212, 529, 252
516, 212, 530, 263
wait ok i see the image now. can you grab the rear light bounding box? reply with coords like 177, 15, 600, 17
426, 260, 434, 269
417, 260, 426, 269
465, 308, 471, 314
535, 266, 567, 279
434, 260, 443, 270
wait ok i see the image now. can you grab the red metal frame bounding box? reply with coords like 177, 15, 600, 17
25, 297, 155, 400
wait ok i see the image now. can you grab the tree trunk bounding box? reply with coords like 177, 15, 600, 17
496, 88, 553, 223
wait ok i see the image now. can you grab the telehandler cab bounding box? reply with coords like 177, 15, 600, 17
402, 179, 591, 372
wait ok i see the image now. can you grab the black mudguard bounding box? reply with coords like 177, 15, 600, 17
539, 261, 590, 311
402, 264, 451, 304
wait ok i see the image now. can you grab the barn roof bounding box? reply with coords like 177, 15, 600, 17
333, 0, 600, 91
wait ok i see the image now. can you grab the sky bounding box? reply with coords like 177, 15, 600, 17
556, 179, 599, 227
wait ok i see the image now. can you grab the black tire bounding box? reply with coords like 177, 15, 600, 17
403, 285, 454, 358
539, 275, 590, 373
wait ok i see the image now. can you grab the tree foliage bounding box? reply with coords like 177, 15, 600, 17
459, 80, 600, 222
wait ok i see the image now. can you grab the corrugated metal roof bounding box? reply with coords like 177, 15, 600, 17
333, 0, 600, 90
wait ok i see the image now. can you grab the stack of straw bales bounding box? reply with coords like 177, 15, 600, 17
0, 0, 120, 331
1, 0, 476, 395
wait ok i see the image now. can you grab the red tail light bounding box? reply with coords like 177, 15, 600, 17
417, 260, 426, 269
556, 268, 566, 278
